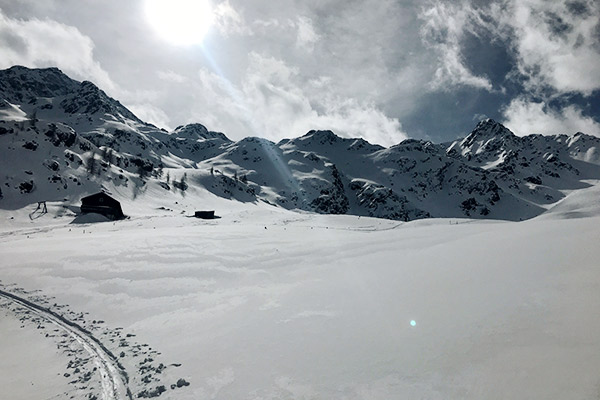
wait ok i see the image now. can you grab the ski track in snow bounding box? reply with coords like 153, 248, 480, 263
0, 289, 132, 400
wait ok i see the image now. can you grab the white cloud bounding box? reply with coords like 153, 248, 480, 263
212, 0, 252, 36
140, 0, 428, 140
156, 70, 187, 83
187, 53, 407, 146
502, 97, 600, 137
501, 0, 600, 95
420, 0, 600, 96
128, 103, 172, 130
250, 16, 319, 52
419, 0, 600, 139
295, 16, 319, 52
419, 1, 494, 91
0, 9, 117, 93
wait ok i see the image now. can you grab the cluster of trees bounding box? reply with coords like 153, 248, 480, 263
172, 173, 188, 191
156, 168, 187, 192
87, 148, 259, 194
86, 146, 192, 194
210, 166, 248, 184
87, 147, 119, 176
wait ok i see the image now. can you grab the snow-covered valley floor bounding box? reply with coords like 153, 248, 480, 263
1, 194, 600, 399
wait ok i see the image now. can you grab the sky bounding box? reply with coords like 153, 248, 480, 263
0, 0, 599, 146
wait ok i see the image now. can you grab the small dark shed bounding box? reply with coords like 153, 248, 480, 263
81, 192, 124, 220
195, 210, 215, 219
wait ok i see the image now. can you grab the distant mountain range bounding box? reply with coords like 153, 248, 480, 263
2, 65, 600, 221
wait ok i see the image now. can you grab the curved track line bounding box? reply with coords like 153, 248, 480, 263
0, 289, 132, 400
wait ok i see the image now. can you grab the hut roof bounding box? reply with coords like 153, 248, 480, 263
81, 192, 124, 219
81, 192, 120, 205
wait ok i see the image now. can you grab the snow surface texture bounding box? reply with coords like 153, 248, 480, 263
0, 288, 130, 400
1, 193, 600, 399
3, 66, 600, 222
1, 65, 600, 399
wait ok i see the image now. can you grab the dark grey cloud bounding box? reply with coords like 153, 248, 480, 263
544, 11, 574, 38
565, 1, 590, 16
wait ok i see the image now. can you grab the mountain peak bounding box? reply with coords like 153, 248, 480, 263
461, 119, 516, 148
5, 65, 66, 77
173, 124, 231, 142
0, 65, 80, 102
472, 119, 514, 137
390, 138, 435, 153
302, 130, 341, 143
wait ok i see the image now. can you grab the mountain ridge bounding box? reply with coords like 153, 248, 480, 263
1, 66, 600, 221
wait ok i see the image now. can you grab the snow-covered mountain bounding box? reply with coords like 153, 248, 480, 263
2, 65, 600, 221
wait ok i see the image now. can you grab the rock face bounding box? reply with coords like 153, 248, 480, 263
60, 80, 141, 123
2, 66, 600, 221
309, 164, 349, 215
0, 66, 80, 103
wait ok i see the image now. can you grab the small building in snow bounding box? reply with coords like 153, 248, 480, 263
195, 210, 215, 219
80, 192, 124, 220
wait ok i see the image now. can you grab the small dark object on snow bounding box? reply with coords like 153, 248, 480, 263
194, 210, 215, 219
81, 192, 125, 220
137, 385, 166, 398
176, 378, 190, 388
19, 180, 35, 193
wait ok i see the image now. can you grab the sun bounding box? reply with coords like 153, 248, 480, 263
145, 0, 214, 46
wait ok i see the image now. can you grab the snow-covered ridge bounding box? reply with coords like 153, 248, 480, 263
2, 66, 600, 221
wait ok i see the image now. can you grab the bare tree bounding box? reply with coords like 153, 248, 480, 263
29, 109, 38, 128
87, 153, 97, 175
154, 164, 164, 179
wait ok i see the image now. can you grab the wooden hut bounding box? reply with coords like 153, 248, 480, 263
80, 192, 125, 220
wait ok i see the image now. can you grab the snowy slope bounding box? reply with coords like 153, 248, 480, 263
1, 202, 600, 399
2, 66, 600, 222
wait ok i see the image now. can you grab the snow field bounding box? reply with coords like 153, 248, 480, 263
0, 311, 73, 400
1, 200, 599, 399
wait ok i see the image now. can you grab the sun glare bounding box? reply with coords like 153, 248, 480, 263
145, 0, 214, 45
